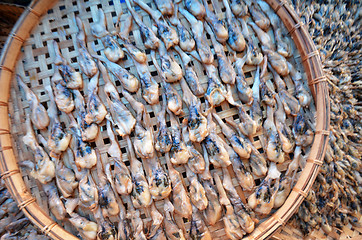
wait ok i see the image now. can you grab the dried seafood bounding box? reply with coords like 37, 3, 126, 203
17, 75, 49, 130
169, 2, 195, 52
44, 85, 71, 157
22, 116, 55, 184
15, 1, 326, 239
133, 0, 178, 49
53, 41, 83, 89
91, 9, 124, 62
75, 16, 98, 78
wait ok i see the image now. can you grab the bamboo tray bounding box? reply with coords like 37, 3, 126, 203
0, 0, 330, 239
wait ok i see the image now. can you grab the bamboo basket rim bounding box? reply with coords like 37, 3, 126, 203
0, 0, 330, 239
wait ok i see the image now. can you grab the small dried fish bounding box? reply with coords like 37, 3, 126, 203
145, 154, 172, 201
239, 18, 263, 65
224, 141, 255, 191
202, 0, 229, 43
213, 113, 251, 159
163, 199, 187, 240
68, 212, 98, 240
37, 134, 76, 199
114, 197, 131, 240
93, 54, 139, 93
235, 106, 258, 137
50, 67, 74, 113
155, 40, 183, 83
169, 3, 195, 52
229, 51, 253, 105
248, 178, 279, 216
75, 16, 97, 77
256, 0, 278, 29
93, 206, 118, 240
118, 15, 147, 64
285, 145, 302, 177
202, 112, 231, 168
22, 116, 55, 184
43, 181, 66, 220
154, 0, 174, 16
17, 75, 49, 130
199, 144, 212, 181
230, 0, 248, 17
262, 46, 289, 76
274, 94, 295, 153
249, 65, 263, 131
165, 153, 192, 218
178, 7, 214, 64
200, 171, 222, 226
68, 113, 97, 169
168, 110, 190, 165
125, 0, 160, 50
274, 174, 293, 208
133, 0, 178, 49
214, 173, 245, 239
274, 28, 292, 58
129, 97, 171, 200
292, 111, 314, 147
63, 197, 79, 215
128, 214, 147, 240
90, 9, 124, 62
73, 90, 99, 142
205, 23, 236, 85
53, 41, 83, 89
181, 119, 206, 174
78, 168, 98, 210
184, 0, 206, 19
154, 98, 172, 153
256, 0, 292, 58
125, 135, 152, 208
105, 120, 132, 195
249, 3, 270, 31
123, 48, 159, 105
259, 57, 276, 107
99, 60, 136, 136
203, 64, 236, 109
84, 71, 107, 125
180, 78, 209, 142
122, 90, 155, 159
263, 103, 285, 163
54, 152, 78, 198
227, 118, 267, 177
95, 150, 120, 218
268, 64, 301, 116
189, 205, 212, 240
287, 62, 312, 107
174, 46, 204, 96
222, 167, 255, 233
223, 0, 246, 52
248, 22, 273, 51
151, 51, 183, 115
44, 85, 71, 157
185, 165, 208, 211
146, 203, 166, 239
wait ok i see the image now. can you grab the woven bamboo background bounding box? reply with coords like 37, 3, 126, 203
0, 0, 330, 239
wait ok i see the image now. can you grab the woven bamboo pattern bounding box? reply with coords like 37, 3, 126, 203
0, 0, 330, 239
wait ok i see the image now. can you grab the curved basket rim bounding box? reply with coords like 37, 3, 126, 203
0, 0, 330, 239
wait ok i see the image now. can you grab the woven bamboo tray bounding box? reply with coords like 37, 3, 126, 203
0, 0, 330, 239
